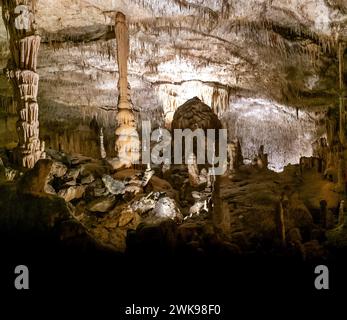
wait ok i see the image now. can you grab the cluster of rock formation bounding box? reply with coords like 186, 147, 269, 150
2, 0, 45, 168
299, 43, 347, 194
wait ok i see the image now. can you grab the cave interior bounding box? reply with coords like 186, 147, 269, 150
0, 0, 347, 276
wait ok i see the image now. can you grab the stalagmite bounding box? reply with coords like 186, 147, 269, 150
279, 204, 286, 246
336, 39, 346, 193
338, 40, 345, 146
278, 195, 288, 247
255, 145, 268, 169
227, 143, 235, 173
338, 200, 345, 226
99, 128, 107, 159
112, 12, 140, 169
187, 153, 200, 187
142, 163, 154, 187
2, 0, 45, 168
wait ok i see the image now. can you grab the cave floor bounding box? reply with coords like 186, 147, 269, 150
1, 149, 346, 260
218, 165, 342, 257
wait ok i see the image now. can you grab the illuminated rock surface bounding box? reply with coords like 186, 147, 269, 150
0, 1, 346, 260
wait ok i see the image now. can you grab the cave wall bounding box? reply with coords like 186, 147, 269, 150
221, 98, 326, 171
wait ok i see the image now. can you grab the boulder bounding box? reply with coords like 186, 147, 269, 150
80, 161, 110, 178
68, 154, 93, 166
64, 168, 80, 181
0, 183, 113, 255
17, 159, 53, 194
63, 179, 77, 187
72, 201, 86, 220
131, 195, 156, 215
108, 229, 128, 252
102, 175, 126, 195
153, 197, 182, 221
149, 176, 178, 200
88, 195, 116, 213
113, 169, 142, 180
58, 185, 86, 202
93, 187, 108, 197
44, 183, 56, 195
124, 184, 142, 195
50, 161, 68, 178
81, 174, 95, 185
118, 207, 141, 228
46, 149, 70, 164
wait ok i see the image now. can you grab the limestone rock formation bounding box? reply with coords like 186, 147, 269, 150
2, 0, 45, 168
172, 97, 222, 131
58, 185, 86, 203
102, 174, 126, 195
88, 195, 116, 213
113, 12, 140, 169
17, 159, 53, 194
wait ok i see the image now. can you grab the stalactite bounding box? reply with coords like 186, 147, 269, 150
2, 0, 45, 168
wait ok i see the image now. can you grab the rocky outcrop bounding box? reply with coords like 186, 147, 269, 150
17, 159, 53, 194
0, 182, 111, 255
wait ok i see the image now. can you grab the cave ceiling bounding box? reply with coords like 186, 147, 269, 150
0, 0, 347, 123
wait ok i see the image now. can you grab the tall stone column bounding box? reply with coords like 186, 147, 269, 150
337, 40, 346, 193
2, 0, 45, 168
113, 12, 140, 169
338, 41, 345, 146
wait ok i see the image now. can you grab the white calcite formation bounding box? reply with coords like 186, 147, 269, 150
153, 196, 182, 221
99, 127, 107, 159
113, 12, 140, 169
131, 194, 157, 215
141, 164, 155, 187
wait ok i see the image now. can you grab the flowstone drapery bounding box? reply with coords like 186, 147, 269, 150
2, 0, 45, 168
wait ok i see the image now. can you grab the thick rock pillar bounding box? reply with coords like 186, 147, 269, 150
2, 0, 45, 168
113, 12, 140, 168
